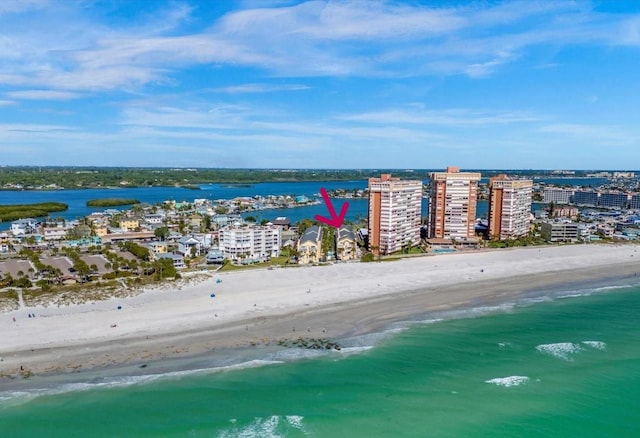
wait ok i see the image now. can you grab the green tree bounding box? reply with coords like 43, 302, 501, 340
201, 214, 212, 232
297, 219, 314, 235
154, 258, 177, 280
154, 226, 170, 241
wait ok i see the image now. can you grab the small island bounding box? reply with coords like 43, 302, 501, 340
86, 198, 141, 208
0, 202, 68, 222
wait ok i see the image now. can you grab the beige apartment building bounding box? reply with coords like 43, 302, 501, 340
335, 226, 358, 261
488, 175, 533, 240
368, 174, 422, 255
427, 166, 481, 242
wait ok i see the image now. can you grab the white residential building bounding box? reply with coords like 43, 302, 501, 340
10, 218, 39, 236
178, 235, 203, 256
143, 213, 164, 224
542, 188, 574, 204
218, 224, 281, 263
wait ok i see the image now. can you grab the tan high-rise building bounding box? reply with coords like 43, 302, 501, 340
368, 174, 422, 255
427, 166, 481, 241
488, 175, 533, 240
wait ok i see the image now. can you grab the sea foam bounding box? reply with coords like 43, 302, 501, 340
535, 342, 583, 361
0, 359, 285, 406
217, 415, 309, 438
582, 341, 606, 350
485, 376, 530, 387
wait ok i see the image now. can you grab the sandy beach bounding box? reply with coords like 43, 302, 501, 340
1, 243, 639, 381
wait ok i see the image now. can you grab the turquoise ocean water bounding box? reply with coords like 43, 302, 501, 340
2, 281, 640, 437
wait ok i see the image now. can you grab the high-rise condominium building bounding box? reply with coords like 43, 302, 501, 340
368, 174, 422, 255
427, 166, 481, 241
488, 175, 533, 240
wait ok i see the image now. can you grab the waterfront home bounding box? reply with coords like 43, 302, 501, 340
218, 223, 281, 263
10, 218, 39, 236
205, 248, 224, 264
298, 226, 322, 264
178, 235, 202, 257
336, 226, 358, 261
156, 252, 186, 269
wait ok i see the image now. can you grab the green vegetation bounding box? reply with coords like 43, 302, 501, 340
120, 241, 151, 261
154, 258, 178, 280
486, 235, 545, 248
360, 253, 375, 262
1, 166, 590, 191
0, 202, 68, 221
86, 198, 140, 207
219, 255, 290, 272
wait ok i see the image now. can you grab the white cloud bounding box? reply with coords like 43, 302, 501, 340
6, 90, 83, 100
212, 83, 311, 93
0, 0, 639, 92
340, 107, 540, 127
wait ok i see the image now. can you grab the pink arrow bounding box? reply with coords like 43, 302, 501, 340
314, 187, 349, 228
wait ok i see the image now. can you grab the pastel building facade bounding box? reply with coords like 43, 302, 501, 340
368, 174, 422, 255
488, 175, 533, 240
427, 167, 481, 242
335, 226, 358, 261
298, 226, 322, 264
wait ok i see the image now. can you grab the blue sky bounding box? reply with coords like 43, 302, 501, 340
1, 0, 639, 170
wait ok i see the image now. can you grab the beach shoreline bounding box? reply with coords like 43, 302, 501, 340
1, 244, 639, 389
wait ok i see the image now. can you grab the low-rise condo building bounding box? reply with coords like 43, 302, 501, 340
540, 222, 579, 242
218, 223, 281, 263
